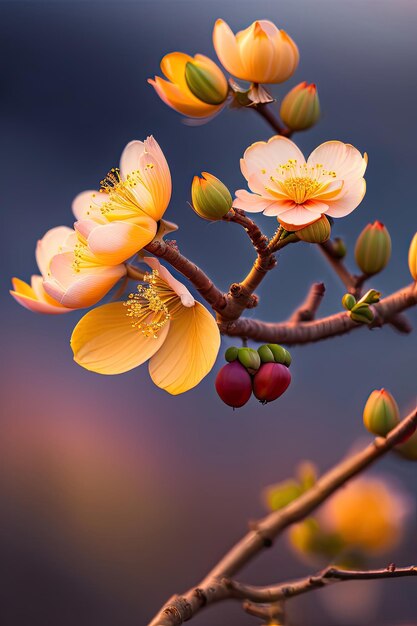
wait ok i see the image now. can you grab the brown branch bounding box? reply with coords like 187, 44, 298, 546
220, 283, 417, 344
145, 239, 227, 312
319, 240, 412, 333
290, 282, 326, 322
147, 406, 417, 626
223, 208, 269, 256
254, 102, 292, 137
226, 564, 417, 603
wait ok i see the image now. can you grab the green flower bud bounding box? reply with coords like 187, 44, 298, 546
354, 221, 392, 275
333, 237, 347, 259
358, 289, 381, 305
349, 302, 374, 324
296, 215, 331, 244
225, 346, 239, 362
280, 82, 320, 131
267, 343, 289, 365
408, 232, 417, 282
185, 61, 228, 105
257, 344, 275, 363
342, 293, 356, 311
237, 347, 261, 371
191, 172, 232, 221
363, 388, 400, 436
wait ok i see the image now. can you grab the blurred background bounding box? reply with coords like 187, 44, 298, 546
1, 1, 417, 624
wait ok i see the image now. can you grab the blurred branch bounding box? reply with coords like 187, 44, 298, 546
290, 282, 326, 322
226, 564, 417, 603
147, 405, 417, 626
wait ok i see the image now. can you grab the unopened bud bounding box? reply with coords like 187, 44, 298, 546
349, 302, 374, 324
258, 344, 275, 363
296, 215, 331, 243
185, 60, 228, 105
267, 343, 291, 366
408, 232, 417, 281
237, 347, 261, 371
363, 388, 400, 436
280, 82, 320, 131
342, 293, 356, 311
354, 221, 392, 275
191, 172, 232, 220
225, 346, 239, 362
358, 289, 381, 305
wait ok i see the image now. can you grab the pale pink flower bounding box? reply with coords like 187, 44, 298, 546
234, 136, 367, 230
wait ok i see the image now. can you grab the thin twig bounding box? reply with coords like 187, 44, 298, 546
254, 103, 291, 137
147, 406, 417, 626
290, 282, 326, 322
226, 564, 417, 603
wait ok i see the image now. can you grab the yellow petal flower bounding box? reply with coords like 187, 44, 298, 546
71, 302, 170, 375
70, 261, 220, 393
149, 52, 228, 119
149, 301, 221, 395
213, 19, 299, 84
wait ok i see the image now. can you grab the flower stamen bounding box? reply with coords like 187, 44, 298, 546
124, 269, 171, 338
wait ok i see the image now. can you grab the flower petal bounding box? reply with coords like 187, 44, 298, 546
307, 141, 367, 180
213, 19, 244, 77
44, 252, 126, 308
119, 140, 145, 180
80, 218, 157, 265
35, 226, 74, 277
71, 302, 169, 375
326, 178, 366, 218
10, 277, 73, 314
143, 256, 194, 306
149, 302, 220, 394
277, 203, 324, 230
233, 189, 280, 213
148, 77, 220, 118
241, 135, 305, 181
72, 190, 108, 221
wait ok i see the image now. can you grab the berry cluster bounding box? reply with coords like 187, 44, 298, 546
215, 344, 292, 408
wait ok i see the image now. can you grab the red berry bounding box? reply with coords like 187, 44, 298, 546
253, 362, 291, 403
215, 361, 252, 408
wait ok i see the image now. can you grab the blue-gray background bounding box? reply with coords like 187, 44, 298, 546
1, 1, 416, 625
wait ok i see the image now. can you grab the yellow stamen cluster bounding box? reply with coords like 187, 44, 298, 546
93, 165, 155, 218
124, 269, 171, 338
72, 240, 97, 273
269, 159, 337, 204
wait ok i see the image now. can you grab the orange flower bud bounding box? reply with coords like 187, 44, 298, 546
191, 172, 232, 220
280, 82, 320, 131
363, 388, 400, 436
